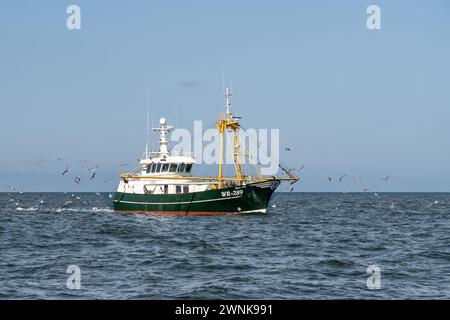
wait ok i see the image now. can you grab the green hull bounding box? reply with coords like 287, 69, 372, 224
113, 180, 280, 215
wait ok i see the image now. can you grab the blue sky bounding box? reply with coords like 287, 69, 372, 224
1, 0, 449, 192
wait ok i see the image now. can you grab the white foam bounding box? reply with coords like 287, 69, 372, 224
12, 207, 114, 213
15, 207, 38, 212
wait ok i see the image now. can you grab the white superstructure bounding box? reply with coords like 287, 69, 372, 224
117, 118, 210, 195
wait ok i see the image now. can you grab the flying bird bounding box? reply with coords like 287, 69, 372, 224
381, 176, 390, 181
88, 166, 98, 180
327, 177, 332, 182
61, 166, 69, 175
299, 165, 305, 172
339, 175, 347, 183
103, 178, 111, 183
74, 176, 81, 185
285, 147, 291, 151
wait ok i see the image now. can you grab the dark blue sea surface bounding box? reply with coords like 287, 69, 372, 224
0, 192, 449, 299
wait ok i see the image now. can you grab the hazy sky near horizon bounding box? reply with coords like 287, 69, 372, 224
1, 0, 450, 192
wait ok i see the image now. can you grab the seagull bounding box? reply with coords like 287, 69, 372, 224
7, 185, 15, 191
381, 176, 390, 181
299, 165, 305, 172
103, 178, 111, 183
285, 147, 291, 151
61, 166, 69, 175
363, 188, 369, 192
339, 175, 347, 183
327, 177, 332, 182
74, 176, 81, 185
90, 171, 96, 180
288, 186, 294, 192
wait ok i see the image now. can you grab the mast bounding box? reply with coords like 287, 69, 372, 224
216, 86, 243, 188
153, 117, 173, 156
225, 87, 232, 118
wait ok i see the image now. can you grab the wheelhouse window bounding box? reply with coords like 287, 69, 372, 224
161, 164, 169, 172
178, 163, 186, 172
163, 185, 168, 194
186, 164, 193, 173
183, 185, 189, 193
146, 164, 152, 173
156, 163, 162, 173
169, 163, 177, 172
151, 164, 157, 173
175, 185, 182, 194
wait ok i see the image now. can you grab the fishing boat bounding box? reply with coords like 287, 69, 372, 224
113, 88, 298, 215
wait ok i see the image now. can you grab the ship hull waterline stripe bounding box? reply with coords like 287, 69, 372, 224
115, 208, 267, 215
115, 195, 243, 206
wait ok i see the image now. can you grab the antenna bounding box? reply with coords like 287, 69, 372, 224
151, 114, 155, 151
145, 89, 150, 155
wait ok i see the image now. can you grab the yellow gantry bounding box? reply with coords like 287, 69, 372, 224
216, 113, 244, 188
